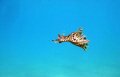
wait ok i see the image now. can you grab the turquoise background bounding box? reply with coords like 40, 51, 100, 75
0, 0, 120, 77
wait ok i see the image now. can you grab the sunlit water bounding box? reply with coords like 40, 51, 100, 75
0, 0, 120, 77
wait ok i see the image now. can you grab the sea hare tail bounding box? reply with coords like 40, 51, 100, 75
52, 39, 58, 43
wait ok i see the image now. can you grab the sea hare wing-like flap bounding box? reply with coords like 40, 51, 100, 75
75, 43, 89, 51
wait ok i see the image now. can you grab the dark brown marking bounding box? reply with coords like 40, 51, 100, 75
68, 35, 70, 37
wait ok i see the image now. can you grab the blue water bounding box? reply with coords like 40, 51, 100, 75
0, 0, 120, 77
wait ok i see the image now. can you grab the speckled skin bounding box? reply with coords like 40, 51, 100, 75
52, 28, 89, 51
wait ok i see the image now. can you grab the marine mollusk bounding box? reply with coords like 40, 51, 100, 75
52, 28, 89, 51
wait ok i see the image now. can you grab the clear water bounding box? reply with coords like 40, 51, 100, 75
0, 0, 120, 77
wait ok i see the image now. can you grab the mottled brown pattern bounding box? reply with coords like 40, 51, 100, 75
52, 28, 89, 51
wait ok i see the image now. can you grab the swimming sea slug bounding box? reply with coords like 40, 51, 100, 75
52, 28, 89, 51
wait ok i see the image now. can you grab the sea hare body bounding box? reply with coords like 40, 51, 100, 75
52, 28, 89, 51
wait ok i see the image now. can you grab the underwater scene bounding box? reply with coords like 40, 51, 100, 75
0, 0, 120, 77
